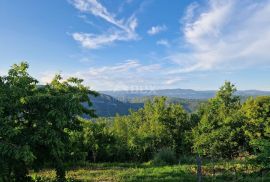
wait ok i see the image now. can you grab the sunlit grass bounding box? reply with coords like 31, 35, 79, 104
31, 162, 270, 182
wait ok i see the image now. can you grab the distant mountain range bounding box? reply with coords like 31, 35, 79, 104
89, 89, 270, 117
101, 89, 270, 100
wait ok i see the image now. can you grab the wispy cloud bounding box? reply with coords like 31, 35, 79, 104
86, 60, 140, 76
71, 0, 138, 49
38, 60, 183, 91
169, 0, 270, 73
181, 2, 199, 25
0, 70, 6, 76
74, 60, 163, 90
136, 64, 161, 72
147, 25, 167, 35
164, 77, 185, 85
156, 39, 170, 47
66, 0, 270, 90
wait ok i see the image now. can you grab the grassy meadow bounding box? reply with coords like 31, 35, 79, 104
31, 161, 270, 182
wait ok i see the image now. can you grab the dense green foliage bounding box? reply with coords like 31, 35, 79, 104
1, 62, 270, 181
77, 82, 270, 176
112, 97, 193, 162
242, 96, 270, 169
0, 63, 98, 181
152, 148, 177, 166
72, 83, 270, 173
192, 82, 245, 159
71, 97, 193, 163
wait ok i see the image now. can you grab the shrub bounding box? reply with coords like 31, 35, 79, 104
31, 176, 81, 182
31, 176, 53, 182
32, 176, 82, 182
178, 155, 195, 164
152, 148, 177, 166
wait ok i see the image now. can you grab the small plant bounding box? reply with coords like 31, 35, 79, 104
32, 176, 53, 182
32, 176, 82, 182
152, 148, 177, 166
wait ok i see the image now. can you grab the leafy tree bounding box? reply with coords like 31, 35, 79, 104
112, 97, 192, 161
80, 118, 116, 162
112, 113, 134, 161
192, 81, 245, 159
0, 62, 98, 181
0, 62, 37, 181
160, 103, 192, 155
242, 96, 270, 169
111, 97, 171, 161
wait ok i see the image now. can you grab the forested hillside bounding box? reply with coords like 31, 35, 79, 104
92, 90, 270, 117
90, 94, 205, 116
88, 94, 143, 117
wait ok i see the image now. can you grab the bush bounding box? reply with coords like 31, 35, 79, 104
152, 148, 177, 166
31, 176, 53, 182
32, 176, 82, 182
178, 155, 195, 164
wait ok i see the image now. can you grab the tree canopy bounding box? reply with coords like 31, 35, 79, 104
0, 62, 98, 181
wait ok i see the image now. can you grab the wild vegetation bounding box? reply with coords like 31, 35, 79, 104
1, 63, 270, 181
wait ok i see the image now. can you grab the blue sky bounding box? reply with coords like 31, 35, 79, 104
0, 0, 270, 91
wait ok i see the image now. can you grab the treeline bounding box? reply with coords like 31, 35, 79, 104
73, 83, 270, 168
72, 97, 195, 163
1, 63, 270, 181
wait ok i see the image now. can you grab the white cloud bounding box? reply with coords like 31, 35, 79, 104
165, 77, 185, 85
156, 39, 170, 47
66, 0, 270, 90
45, 60, 182, 91
169, 0, 270, 73
86, 60, 140, 76
37, 60, 187, 90
72, 0, 121, 28
39, 72, 59, 84
71, 0, 138, 49
184, 0, 233, 50
181, 2, 199, 24
72, 30, 134, 49
147, 25, 167, 35
78, 57, 94, 63
136, 64, 161, 72
0, 70, 6, 76
75, 60, 157, 90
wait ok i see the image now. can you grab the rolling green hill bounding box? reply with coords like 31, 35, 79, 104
89, 94, 205, 117
91, 89, 270, 117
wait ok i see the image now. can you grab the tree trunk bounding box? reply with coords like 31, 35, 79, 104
55, 160, 66, 182
211, 158, 215, 180
93, 151, 97, 163
196, 154, 202, 182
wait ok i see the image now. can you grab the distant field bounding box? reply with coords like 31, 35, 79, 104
31, 162, 270, 182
